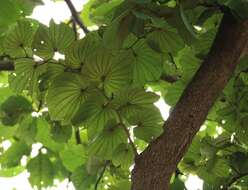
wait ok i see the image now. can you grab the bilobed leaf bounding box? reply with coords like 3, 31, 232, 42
15, 115, 37, 144
132, 39, 163, 85
65, 32, 101, 68
0, 165, 25, 177
0, 0, 20, 27
51, 123, 72, 143
73, 94, 117, 138
59, 144, 86, 172
32, 20, 74, 59
88, 120, 126, 159
36, 119, 64, 152
112, 143, 134, 169
147, 27, 184, 54
71, 166, 97, 190
129, 107, 164, 142
0, 95, 32, 126
82, 48, 133, 95
0, 141, 30, 168
9, 58, 47, 96
27, 153, 54, 189
47, 72, 96, 121
112, 88, 159, 118
3, 20, 36, 57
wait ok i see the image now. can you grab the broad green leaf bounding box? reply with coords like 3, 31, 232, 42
71, 166, 97, 190
47, 72, 96, 121
65, 32, 101, 68
131, 39, 163, 85
3, 20, 36, 57
0, 95, 32, 126
88, 120, 126, 159
112, 88, 159, 117
0, 141, 30, 168
27, 153, 54, 189
112, 143, 134, 169
15, 116, 37, 145
0, 165, 25, 177
147, 28, 184, 54
129, 107, 164, 142
51, 123, 72, 143
36, 119, 64, 152
9, 58, 47, 96
0, 0, 20, 27
32, 20, 74, 59
73, 94, 117, 138
59, 144, 86, 172
82, 48, 133, 95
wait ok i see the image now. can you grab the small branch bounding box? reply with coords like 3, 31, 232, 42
64, 0, 89, 34
160, 74, 180, 83
72, 19, 78, 40
0, 61, 14, 71
117, 112, 138, 156
224, 172, 248, 189
95, 161, 109, 190
75, 127, 82, 144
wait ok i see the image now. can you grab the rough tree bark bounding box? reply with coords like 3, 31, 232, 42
131, 12, 248, 190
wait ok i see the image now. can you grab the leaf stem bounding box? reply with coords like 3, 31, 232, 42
64, 0, 89, 34
117, 111, 138, 156
94, 161, 109, 190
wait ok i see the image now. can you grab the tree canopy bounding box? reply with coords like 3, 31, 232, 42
0, 0, 248, 190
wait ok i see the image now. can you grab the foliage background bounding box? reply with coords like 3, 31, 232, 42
0, 0, 248, 190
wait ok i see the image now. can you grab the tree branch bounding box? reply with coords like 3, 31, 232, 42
74, 127, 82, 144
94, 161, 109, 190
0, 60, 14, 71
64, 0, 89, 34
117, 111, 138, 156
131, 12, 248, 190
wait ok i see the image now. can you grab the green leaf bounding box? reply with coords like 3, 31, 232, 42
147, 27, 184, 54
3, 20, 37, 57
47, 72, 96, 121
32, 20, 74, 59
131, 39, 163, 85
15, 116, 37, 144
9, 58, 47, 96
71, 166, 97, 190
82, 48, 133, 95
50, 123, 72, 143
129, 107, 164, 142
0, 141, 30, 168
112, 143, 134, 169
0, 0, 20, 27
36, 119, 64, 152
0, 95, 32, 126
65, 32, 101, 68
112, 88, 159, 117
59, 144, 86, 172
88, 120, 126, 159
73, 94, 117, 138
27, 153, 54, 189
0, 165, 25, 177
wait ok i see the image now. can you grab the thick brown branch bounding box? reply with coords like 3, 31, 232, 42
0, 61, 14, 71
131, 13, 248, 190
64, 0, 89, 34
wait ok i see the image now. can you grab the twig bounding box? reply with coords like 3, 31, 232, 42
0, 61, 14, 71
224, 172, 248, 189
64, 0, 89, 34
75, 127, 82, 144
72, 19, 78, 40
160, 74, 180, 83
117, 112, 138, 156
95, 161, 109, 190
